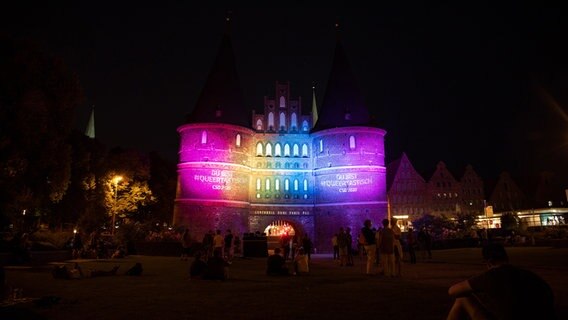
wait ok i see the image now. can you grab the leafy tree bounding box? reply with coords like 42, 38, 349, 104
0, 36, 83, 229
103, 148, 156, 227
500, 212, 519, 232
412, 213, 456, 240
456, 212, 478, 233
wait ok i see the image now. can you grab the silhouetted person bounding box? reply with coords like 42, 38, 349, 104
125, 262, 143, 276
447, 243, 555, 320
189, 251, 208, 280
205, 250, 229, 280
266, 248, 289, 276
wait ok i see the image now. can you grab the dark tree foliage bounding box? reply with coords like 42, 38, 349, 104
147, 152, 177, 224
0, 35, 83, 229
500, 212, 519, 231
412, 213, 456, 240
456, 211, 478, 232
51, 130, 108, 231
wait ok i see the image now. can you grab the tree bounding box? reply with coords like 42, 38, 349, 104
0, 36, 83, 229
103, 148, 156, 227
412, 213, 456, 240
500, 212, 519, 232
456, 212, 478, 233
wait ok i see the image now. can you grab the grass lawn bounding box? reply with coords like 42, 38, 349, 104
2, 247, 567, 319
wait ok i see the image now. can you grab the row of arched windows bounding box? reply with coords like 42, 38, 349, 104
200, 132, 244, 148
256, 113, 310, 132
256, 142, 309, 157
317, 136, 357, 152
198, 132, 359, 155
255, 178, 309, 192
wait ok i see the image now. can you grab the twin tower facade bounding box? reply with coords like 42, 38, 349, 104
174, 25, 387, 252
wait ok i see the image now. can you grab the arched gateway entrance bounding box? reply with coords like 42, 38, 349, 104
264, 220, 301, 255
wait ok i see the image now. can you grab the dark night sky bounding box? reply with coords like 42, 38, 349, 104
2, 3, 568, 185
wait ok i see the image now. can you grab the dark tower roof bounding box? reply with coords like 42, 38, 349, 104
185, 18, 249, 127
313, 27, 372, 132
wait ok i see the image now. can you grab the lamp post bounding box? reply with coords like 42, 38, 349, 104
112, 175, 123, 235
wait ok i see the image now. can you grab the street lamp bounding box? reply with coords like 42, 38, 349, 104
112, 175, 123, 235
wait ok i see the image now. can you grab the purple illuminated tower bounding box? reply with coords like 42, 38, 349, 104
174, 22, 387, 252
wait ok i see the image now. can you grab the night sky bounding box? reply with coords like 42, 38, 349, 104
2, 3, 568, 185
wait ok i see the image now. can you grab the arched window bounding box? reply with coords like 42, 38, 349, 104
275, 178, 280, 191
303, 179, 308, 191
319, 140, 323, 152
349, 136, 356, 149
201, 131, 207, 144
265, 143, 272, 157
256, 142, 263, 156
291, 113, 297, 130
285, 179, 290, 191
279, 112, 286, 130
301, 144, 308, 157
294, 179, 299, 191
256, 119, 263, 131
256, 178, 261, 190
279, 96, 286, 108
293, 144, 299, 157
235, 134, 241, 147
275, 143, 282, 157
284, 144, 291, 157
268, 112, 274, 130
265, 179, 271, 191
302, 120, 309, 131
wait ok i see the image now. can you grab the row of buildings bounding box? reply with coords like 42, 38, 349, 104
387, 153, 568, 230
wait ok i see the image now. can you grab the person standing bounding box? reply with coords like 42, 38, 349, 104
337, 227, 349, 267
202, 230, 214, 258
181, 228, 192, 261
418, 226, 432, 259
406, 227, 417, 264
224, 229, 234, 262
331, 233, 339, 260
360, 220, 377, 275
345, 227, 354, 266
212, 229, 224, 258
301, 234, 313, 260
72, 232, 83, 259
391, 218, 403, 276
376, 219, 395, 277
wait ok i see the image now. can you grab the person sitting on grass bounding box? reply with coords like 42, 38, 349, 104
189, 251, 208, 280
52, 263, 119, 279
204, 250, 229, 280
266, 248, 289, 276
446, 243, 555, 320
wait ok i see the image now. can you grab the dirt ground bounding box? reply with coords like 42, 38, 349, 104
2, 247, 567, 319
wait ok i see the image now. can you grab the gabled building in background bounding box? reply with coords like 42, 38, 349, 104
387, 153, 428, 222
387, 153, 567, 230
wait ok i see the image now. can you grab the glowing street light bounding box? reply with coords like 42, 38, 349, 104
112, 175, 123, 235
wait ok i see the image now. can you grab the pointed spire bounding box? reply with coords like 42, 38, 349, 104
312, 23, 372, 132
85, 105, 95, 139
311, 85, 318, 127
186, 15, 248, 127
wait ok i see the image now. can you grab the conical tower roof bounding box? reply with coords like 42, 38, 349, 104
185, 18, 248, 127
85, 105, 95, 139
313, 26, 372, 131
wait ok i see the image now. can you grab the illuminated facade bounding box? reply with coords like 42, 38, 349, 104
174, 26, 387, 252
